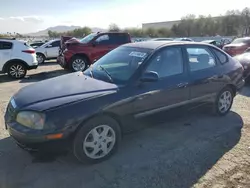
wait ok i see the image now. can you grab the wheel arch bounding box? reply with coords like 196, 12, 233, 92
72, 112, 124, 139
226, 84, 237, 97
71, 53, 91, 65
2, 59, 28, 73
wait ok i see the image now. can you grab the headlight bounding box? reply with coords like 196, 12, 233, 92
16, 111, 45, 130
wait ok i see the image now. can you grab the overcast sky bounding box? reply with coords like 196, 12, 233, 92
0, 0, 249, 33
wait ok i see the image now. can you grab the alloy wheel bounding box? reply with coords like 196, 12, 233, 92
72, 59, 86, 71
83, 125, 116, 159
9, 64, 26, 78
218, 90, 232, 113
37, 55, 44, 64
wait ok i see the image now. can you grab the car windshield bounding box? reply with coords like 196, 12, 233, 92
231, 38, 250, 44
84, 46, 152, 84
40, 41, 51, 47
80, 33, 97, 43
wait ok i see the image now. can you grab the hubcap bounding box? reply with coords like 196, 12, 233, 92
9, 64, 25, 78
83, 125, 116, 159
37, 55, 44, 64
72, 59, 86, 71
218, 91, 232, 113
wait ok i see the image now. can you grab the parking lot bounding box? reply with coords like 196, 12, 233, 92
0, 61, 250, 188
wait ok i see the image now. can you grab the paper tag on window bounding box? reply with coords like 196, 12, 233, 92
129, 52, 147, 58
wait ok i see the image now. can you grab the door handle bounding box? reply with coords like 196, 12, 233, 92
177, 82, 188, 88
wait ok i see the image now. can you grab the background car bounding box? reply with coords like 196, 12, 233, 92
5, 41, 244, 164
201, 40, 223, 48
149, 38, 174, 41
174, 38, 194, 42
223, 37, 250, 56
29, 42, 45, 49
0, 38, 38, 79
35, 39, 61, 64
58, 32, 131, 72
234, 49, 250, 81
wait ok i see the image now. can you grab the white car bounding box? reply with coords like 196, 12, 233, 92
0, 38, 38, 79
35, 39, 60, 64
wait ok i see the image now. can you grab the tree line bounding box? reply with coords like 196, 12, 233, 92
47, 7, 250, 39
1, 7, 250, 39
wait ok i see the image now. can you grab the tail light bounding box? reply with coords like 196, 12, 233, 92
22, 49, 35, 54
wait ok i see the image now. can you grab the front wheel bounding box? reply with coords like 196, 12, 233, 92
37, 53, 45, 64
73, 116, 121, 164
212, 87, 234, 116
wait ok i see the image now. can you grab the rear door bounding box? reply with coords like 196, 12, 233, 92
132, 46, 190, 117
0, 41, 12, 71
184, 45, 225, 103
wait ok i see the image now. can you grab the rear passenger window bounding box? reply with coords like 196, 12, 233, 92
109, 34, 130, 45
186, 47, 216, 72
0, 42, 13, 50
212, 48, 228, 64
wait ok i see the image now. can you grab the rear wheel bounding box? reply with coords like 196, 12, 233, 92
212, 87, 234, 116
73, 116, 121, 164
7, 62, 27, 79
70, 56, 88, 72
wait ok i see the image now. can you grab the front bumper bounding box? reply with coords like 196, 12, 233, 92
57, 55, 68, 69
27, 64, 38, 70
6, 122, 71, 152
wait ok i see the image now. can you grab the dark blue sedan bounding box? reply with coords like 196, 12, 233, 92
5, 41, 245, 163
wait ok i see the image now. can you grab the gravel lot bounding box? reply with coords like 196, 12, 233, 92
0, 62, 250, 188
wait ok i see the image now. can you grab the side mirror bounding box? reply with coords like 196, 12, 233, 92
140, 71, 159, 82
46, 44, 52, 48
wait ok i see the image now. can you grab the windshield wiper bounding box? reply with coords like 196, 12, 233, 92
99, 65, 113, 83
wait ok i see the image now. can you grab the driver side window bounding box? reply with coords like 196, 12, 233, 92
146, 47, 184, 78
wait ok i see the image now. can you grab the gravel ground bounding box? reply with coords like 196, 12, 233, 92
0, 62, 250, 188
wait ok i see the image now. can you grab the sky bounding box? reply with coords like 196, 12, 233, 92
0, 0, 249, 34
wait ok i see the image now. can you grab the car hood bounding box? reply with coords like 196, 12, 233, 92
13, 72, 118, 110
234, 53, 250, 65
224, 43, 245, 48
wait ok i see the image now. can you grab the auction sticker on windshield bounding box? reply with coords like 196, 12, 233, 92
129, 51, 147, 58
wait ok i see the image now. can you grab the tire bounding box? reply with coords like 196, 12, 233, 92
70, 56, 88, 72
37, 53, 46, 64
7, 62, 27, 79
212, 87, 234, 116
73, 116, 121, 164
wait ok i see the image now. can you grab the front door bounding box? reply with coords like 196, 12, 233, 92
132, 46, 190, 118
91, 34, 115, 61
46, 40, 60, 58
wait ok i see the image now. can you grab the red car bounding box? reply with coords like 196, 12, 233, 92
223, 37, 250, 56
58, 32, 131, 72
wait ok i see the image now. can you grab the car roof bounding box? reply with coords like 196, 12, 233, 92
202, 40, 215, 43
123, 41, 209, 50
